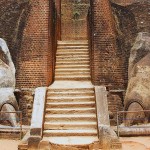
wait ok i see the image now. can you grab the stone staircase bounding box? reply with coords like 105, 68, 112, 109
42, 41, 99, 148
18, 41, 122, 150
55, 41, 91, 81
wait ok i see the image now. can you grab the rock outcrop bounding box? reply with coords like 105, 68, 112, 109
0, 38, 15, 87
124, 32, 150, 126
0, 38, 18, 126
0, 0, 30, 64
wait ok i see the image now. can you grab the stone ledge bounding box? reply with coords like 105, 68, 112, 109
30, 87, 47, 137
117, 127, 150, 137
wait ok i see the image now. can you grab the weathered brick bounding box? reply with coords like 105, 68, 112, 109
16, 0, 56, 88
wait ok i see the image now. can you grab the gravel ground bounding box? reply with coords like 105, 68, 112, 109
0, 139, 20, 150
0, 136, 150, 150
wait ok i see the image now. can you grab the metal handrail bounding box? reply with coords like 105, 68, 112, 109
117, 110, 150, 137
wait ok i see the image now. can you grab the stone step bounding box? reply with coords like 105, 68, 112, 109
56, 53, 89, 57
55, 72, 90, 76
47, 91, 94, 96
57, 49, 89, 53
58, 40, 88, 45
47, 88, 94, 92
56, 61, 90, 65
56, 57, 90, 60
56, 52, 89, 56
57, 46, 88, 49
47, 93, 93, 97
55, 74, 91, 77
55, 76, 91, 81
46, 102, 95, 108
45, 108, 96, 114
56, 55, 89, 59
46, 96, 95, 102
57, 44, 88, 47
43, 129, 97, 137
18, 143, 28, 150
44, 122, 97, 130
45, 114, 96, 122
55, 72, 90, 75
55, 68, 90, 72
55, 73, 90, 76
56, 59, 90, 64
55, 64, 90, 69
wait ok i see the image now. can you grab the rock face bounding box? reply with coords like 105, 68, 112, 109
0, 38, 18, 126
0, 38, 15, 88
111, 0, 149, 88
0, 0, 30, 64
124, 32, 150, 125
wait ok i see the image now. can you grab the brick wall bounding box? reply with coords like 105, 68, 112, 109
16, 0, 56, 88
90, 0, 126, 90
61, 0, 90, 40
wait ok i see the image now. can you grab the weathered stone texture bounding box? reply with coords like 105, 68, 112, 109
108, 0, 149, 120
127, 1, 150, 33
0, 0, 30, 66
111, 0, 150, 87
124, 32, 150, 125
111, 0, 143, 6
0, 39, 19, 126
111, 3, 138, 87
108, 92, 124, 125
125, 33, 150, 108
15, 89, 34, 125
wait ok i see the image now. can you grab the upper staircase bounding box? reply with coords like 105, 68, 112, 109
42, 41, 99, 148
55, 41, 91, 81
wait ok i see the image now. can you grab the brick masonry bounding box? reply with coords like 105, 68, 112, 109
90, 0, 126, 90
61, 0, 90, 40
16, 0, 56, 89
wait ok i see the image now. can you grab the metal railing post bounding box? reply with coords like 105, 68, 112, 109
117, 111, 119, 138
20, 112, 22, 140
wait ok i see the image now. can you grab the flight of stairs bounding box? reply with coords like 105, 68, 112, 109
42, 41, 99, 148
55, 41, 91, 81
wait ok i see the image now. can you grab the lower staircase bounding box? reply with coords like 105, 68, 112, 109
18, 40, 121, 150
42, 41, 100, 149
